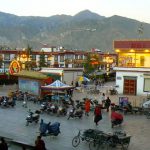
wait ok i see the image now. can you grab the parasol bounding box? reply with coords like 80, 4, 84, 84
41, 80, 74, 90
77, 76, 90, 82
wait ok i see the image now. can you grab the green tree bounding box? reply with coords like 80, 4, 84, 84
26, 44, 32, 62
24, 44, 33, 70
83, 54, 100, 74
39, 50, 47, 69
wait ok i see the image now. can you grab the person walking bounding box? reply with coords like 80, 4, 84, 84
105, 97, 111, 112
0, 137, 8, 150
111, 108, 123, 128
94, 104, 103, 126
35, 136, 46, 150
85, 98, 91, 116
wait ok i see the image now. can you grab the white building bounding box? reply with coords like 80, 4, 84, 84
114, 40, 150, 96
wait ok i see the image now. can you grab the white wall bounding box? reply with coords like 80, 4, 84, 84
116, 71, 146, 95
63, 71, 83, 85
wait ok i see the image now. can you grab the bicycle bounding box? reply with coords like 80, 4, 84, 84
72, 129, 102, 147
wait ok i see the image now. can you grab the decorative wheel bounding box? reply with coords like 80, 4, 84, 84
72, 136, 80, 147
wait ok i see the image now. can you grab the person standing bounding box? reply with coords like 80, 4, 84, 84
85, 99, 91, 116
94, 104, 102, 126
23, 92, 28, 108
105, 97, 111, 112
101, 93, 106, 107
0, 137, 8, 150
35, 136, 46, 150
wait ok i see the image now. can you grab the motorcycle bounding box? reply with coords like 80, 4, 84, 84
39, 119, 60, 137
67, 108, 83, 120
40, 102, 48, 112
26, 110, 40, 126
57, 106, 67, 116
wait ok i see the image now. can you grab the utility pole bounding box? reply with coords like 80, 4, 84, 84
138, 23, 144, 39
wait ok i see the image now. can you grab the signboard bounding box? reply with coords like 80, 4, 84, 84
19, 79, 39, 96
119, 97, 129, 106
9, 60, 21, 75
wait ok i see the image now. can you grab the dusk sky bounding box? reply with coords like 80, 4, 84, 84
0, 0, 150, 23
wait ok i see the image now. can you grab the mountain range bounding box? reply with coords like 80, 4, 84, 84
0, 10, 150, 52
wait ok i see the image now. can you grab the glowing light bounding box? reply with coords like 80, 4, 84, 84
145, 49, 149, 52
115, 49, 120, 52
130, 49, 135, 52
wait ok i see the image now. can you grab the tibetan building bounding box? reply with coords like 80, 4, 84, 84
114, 40, 150, 95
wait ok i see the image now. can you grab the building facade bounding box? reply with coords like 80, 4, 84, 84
114, 40, 150, 95
0, 48, 117, 73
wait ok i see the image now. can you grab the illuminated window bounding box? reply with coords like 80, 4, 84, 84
140, 56, 145, 66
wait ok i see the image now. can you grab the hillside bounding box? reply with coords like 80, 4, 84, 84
0, 10, 150, 51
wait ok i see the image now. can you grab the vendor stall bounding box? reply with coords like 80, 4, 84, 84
15, 70, 52, 97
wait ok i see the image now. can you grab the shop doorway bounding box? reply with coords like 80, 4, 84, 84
123, 77, 137, 95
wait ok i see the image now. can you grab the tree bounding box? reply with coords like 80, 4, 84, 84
83, 53, 100, 74
24, 44, 33, 70
26, 44, 32, 62
39, 50, 47, 69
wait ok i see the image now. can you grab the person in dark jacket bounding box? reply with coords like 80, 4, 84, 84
35, 136, 46, 150
94, 104, 103, 126
105, 97, 111, 112
0, 137, 8, 150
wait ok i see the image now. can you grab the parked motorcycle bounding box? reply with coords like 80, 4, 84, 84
57, 106, 67, 116
67, 108, 83, 120
26, 110, 40, 126
39, 119, 60, 137
40, 102, 48, 112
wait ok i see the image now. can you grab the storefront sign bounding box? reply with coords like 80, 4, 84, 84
9, 60, 21, 75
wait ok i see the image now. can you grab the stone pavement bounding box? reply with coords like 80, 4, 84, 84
0, 83, 149, 150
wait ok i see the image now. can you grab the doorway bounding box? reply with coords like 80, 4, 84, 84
123, 77, 137, 95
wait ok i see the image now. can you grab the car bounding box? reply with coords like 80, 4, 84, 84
143, 100, 150, 108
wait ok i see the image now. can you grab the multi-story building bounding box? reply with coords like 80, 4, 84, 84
0, 47, 117, 81
114, 40, 150, 95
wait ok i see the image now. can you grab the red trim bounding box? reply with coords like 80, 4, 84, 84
114, 41, 150, 49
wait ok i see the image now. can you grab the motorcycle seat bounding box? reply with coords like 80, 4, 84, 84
32, 114, 39, 117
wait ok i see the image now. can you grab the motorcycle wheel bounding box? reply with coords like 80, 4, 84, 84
35, 120, 39, 123
67, 115, 70, 120
26, 121, 29, 126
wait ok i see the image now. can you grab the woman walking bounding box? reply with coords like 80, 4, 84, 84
94, 104, 103, 126
85, 98, 91, 116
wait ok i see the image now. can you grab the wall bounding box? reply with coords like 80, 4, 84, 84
63, 70, 83, 85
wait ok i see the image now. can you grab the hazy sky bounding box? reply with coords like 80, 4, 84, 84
0, 0, 150, 23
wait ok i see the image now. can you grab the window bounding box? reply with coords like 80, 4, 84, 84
144, 78, 150, 92
60, 55, 64, 62
4, 54, 10, 60
140, 56, 145, 66
66, 55, 73, 59
78, 55, 83, 59
75, 55, 78, 59
54, 55, 58, 61
31, 55, 36, 60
